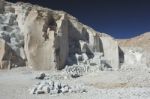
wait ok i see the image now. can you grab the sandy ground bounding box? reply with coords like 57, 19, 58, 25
1, 67, 150, 99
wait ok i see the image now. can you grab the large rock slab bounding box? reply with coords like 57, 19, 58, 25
23, 7, 69, 70
101, 37, 119, 70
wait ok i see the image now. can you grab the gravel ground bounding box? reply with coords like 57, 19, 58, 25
1, 67, 150, 99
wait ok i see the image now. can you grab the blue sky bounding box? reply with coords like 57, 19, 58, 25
8, 0, 150, 38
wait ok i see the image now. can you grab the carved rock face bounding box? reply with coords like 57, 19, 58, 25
0, 1, 120, 70
21, 7, 69, 70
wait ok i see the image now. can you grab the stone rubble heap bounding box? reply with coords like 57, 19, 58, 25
29, 80, 86, 95
65, 52, 113, 78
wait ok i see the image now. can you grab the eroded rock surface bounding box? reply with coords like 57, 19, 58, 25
0, 39, 25, 69
0, 1, 121, 70
118, 32, 150, 68
0, 0, 4, 13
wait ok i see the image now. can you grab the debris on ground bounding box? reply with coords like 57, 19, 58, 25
29, 80, 87, 95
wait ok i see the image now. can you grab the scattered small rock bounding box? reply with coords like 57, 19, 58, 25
71, 74, 80, 78
29, 87, 37, 94
42, 85, 50, 93
61, 85, 69, 93
35, 73, 46, 80
29, 80, 87, 95
65, 65, 85, 78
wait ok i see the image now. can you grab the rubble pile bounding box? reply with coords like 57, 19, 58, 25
29, 80, 86, 95
65, 52, 113, 77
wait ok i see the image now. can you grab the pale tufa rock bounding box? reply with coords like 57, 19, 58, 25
0, 39, 25, 69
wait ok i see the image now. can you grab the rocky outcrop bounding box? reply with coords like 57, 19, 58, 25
0, 39, 25, 69
118, 32, 150, 68
0, 8, 25, 59
120, 47, 148, 70
0, 0, 4, 13
101, 37, 119, 70
14, 4, 70, 70
0, 1, 120, 70
0, 1, 26, 69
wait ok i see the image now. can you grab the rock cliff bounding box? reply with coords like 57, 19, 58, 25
0, 1, 121, 70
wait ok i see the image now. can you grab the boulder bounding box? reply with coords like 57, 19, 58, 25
0, 39, 25, 69
35, 73, 46, 80
100, 37, 119, 70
